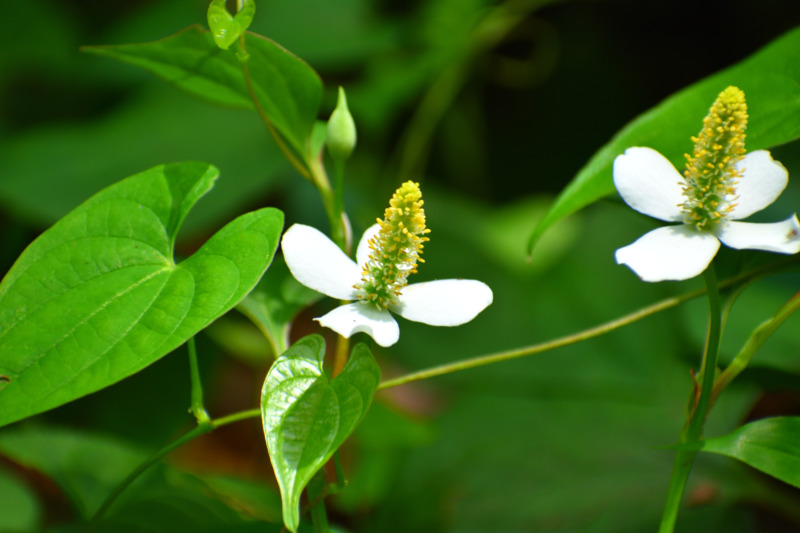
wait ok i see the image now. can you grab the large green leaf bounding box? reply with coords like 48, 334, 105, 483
0, 162, 284, 427
684, 417, 800, 488
528, 27, 800, 254
82, 25, 322, 163
261, 335, 380, 532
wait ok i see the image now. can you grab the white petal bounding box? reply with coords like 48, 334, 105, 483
615, 225, 720, 282
356, 223, 381, 267
715, 216, 800, 254
728, 150, 789, 219
613, 147, 685, 222
281, 224, 360, 300
390, 279, 493, 326
316, 303, 400, 347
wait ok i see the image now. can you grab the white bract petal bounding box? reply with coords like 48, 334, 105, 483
729, 150, 789, 219
615, 225, 720, 282
391, 279, 493, 326
715, 216, 800, 254
316, 302, 400, 347
356, 223, 381, 267
281, 224, 360, 300
613, 147, 685, 223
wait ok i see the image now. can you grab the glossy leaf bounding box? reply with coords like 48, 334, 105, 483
208, 0, 256, 50
0, 162, 284, 427
261, 335, 380, 532
82, 26, 322, 163
683, 417, 800, 488
528, 27, 800, 254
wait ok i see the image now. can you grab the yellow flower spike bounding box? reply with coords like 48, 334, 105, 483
681, 86, 748, 231
612, 85, 800, 283
355, 181, 430, 308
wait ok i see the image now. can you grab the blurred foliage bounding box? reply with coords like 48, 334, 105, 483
2, 0, 800, 531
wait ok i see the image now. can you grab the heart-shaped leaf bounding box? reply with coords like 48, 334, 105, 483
207, 0, 256, 50
0, 162, 284, 427
261, 335, 380, 532
82, 26, 322, 166
682, 416, 800, 488
528, 27, 800, 254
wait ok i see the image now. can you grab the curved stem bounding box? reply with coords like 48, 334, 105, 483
713, 289, 800, 402
658, 264, 722, 533
379, 283, 706, 390
86, 408, 261, 528
187, 337, 210, 425
377, 259, 796, 391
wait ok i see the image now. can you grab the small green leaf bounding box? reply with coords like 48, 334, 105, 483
0, 162, 284, 427
528, 27, 800, 254
261, 335, 381, 532
82, 26, 322, 163
208, 0, 256, 51
237, 255, 321, 357
684, 417, 800, 488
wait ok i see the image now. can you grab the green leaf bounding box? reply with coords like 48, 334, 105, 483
528, 27, 800, 254
261, 335, 381, 532
82, 25, 322, 163
207, 0, 256, 50
237, 255, 321, 357
0, 162, 284, 427
684, 417, 800, 488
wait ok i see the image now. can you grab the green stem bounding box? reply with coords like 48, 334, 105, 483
187, 337, 210, 425
658, 264, 722, 533
306, 470, 331, 533
379, 283, 708, 390
377, 259, 795, 391
308, 153, 350, 253
86, 409, 261, 528
713, 289, 800, 402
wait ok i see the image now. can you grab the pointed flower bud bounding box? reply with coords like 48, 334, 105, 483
326, 87, 357, 161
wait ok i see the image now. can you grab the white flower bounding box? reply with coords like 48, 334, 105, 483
281, 223, 493, 347
614, 147, 800, 282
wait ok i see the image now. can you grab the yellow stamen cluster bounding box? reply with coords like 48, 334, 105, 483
681, 86, 748, 230
355, 181, 430, 308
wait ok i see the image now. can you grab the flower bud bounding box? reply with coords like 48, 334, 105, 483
326, 87, 357, 161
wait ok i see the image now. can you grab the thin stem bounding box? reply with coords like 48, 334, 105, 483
713, 289, 800, 401
306, 470, 330, 533
332, 334, 350, 378
377, 259, 796, 391
187, 337, 210, 425
86, 408, 261, 527
86, 424, 211, 529
308, 153, 350, 253
658, 264, 723, 533
379, 285, 705, 390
